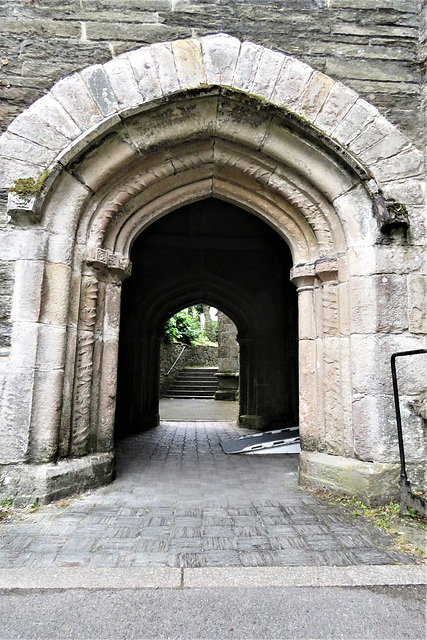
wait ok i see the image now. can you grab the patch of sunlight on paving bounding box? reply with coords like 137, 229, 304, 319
159, 398, 238, 422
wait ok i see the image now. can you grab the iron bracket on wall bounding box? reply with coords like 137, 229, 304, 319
391, 348, 427, 516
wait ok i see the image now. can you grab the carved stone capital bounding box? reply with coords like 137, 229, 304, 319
314, 257, 338, 283
87, 248, 132, 280
366, 180, 410, 233
290, 263, 316, 289
7, 191, 42, 225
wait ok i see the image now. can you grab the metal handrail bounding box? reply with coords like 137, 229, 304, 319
391, 348, 427, 515
166, 345, 187, 377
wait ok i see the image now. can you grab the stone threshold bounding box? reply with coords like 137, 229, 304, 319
0, 565, 425, 591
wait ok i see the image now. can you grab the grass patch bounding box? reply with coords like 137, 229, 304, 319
312, 489, 427, 563
0, 497, 14, 521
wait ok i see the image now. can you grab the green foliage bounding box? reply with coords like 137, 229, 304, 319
312, 489, 427, 562
30, 498, 40, 510
164, 307, 201, 345
164, 305, 218, 346
0, 497, 14, 521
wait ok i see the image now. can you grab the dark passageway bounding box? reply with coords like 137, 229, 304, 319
115, 198, 298, 438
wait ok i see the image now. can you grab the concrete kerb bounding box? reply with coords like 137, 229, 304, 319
0, 566, 425, 591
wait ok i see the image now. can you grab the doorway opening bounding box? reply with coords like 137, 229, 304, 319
115, 198, 298, 440
158, 305, 240, 422
160, 304, 220, 401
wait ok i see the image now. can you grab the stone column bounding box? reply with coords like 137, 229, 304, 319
29, 260, 72, 463
70, 250, 132, 456
316, 268, 343, 456
237, 334, 251, 421
290, 268, 317, 451
215, 311, 239, 401
0, 258, 46, 463
70, 270, 100, 457
95, 276, 122, 452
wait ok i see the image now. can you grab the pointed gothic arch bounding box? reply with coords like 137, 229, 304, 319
0, 34, 425, 504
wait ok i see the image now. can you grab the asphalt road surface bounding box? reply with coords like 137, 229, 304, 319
0, 583, 425, 640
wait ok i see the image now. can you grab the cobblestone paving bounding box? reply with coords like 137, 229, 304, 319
0, 422, 418, 569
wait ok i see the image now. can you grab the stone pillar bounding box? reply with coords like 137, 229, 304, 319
237, 334, 250, 418
317, 269, 343, 456
215, 311, 239, 401
290, 268, 317, 450
70, 271, 100, 457
95, 277, 122, 452
0, 258, 46, 463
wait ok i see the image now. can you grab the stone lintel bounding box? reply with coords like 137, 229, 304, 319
299, 451, 401, 506
0, 453, 114, 506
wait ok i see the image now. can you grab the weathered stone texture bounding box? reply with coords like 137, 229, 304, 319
217, 311, 239, 374
0, 20, 424, 506
0, 261, 14, 348
0, 0, 422, 147
159, 343, 217, 395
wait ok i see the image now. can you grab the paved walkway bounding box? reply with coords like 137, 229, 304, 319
0, 419, 421, 570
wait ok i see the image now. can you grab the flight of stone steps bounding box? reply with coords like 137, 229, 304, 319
163, 367, 218, 399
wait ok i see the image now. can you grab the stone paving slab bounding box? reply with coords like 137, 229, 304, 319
0, 421, 422, 569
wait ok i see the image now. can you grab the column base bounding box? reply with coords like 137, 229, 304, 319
214, 373, 239, 401
299, 451, 401, 506
238, 415, 294, 431
0, 452, 115, 506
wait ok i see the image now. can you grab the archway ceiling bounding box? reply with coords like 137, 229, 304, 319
133, 275, 256, 338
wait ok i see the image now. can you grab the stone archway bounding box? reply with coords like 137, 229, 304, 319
0, 34, 425, 504
115, 198, 298, 436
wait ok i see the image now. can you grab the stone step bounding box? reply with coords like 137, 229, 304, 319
176, 377, 217, 383
170, 387, 217, 393
172, 378, 216, 387
162, 367, 218, 399
166, 382, 217, 389
163, 393, 215, 399
178, 372, 218, 378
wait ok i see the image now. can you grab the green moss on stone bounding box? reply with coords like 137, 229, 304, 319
8, 169, 49, 197
387, 202, 409, 219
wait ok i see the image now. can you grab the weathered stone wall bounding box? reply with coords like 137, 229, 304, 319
216, 311, 239, 401
0, 0, 423, 355
159, 343, 217, 394
420, 0, 427, 160
0, 0, 422, 145
217, 311, 239, 374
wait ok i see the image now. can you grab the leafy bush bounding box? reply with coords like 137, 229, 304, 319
164, 308, 201, 345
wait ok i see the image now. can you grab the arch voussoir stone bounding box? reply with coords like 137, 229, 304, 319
1, 32, 422, 201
